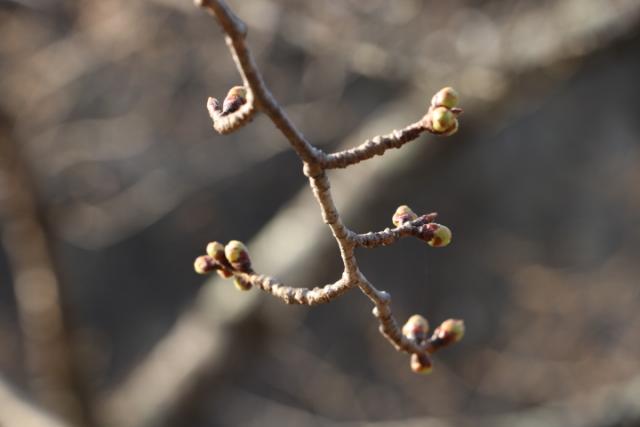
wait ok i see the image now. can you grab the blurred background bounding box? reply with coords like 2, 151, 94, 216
1, 0, 640, 426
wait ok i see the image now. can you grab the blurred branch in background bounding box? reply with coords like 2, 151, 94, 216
0, 113, 95, 425
0, 376, 69, 427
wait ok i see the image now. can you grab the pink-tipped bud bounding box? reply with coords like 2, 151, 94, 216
402, 314, 430, 342
424, 223, 452, 247
233, 277, 252, 291
431, 87, 459, 109
431, 107, 458, 134
224, 240, 252, 272
410, 353, 433, 374
222, 86, 247, 115
194, 255, 216, 275
392, 205, 418, 227
435, 319, 465, 344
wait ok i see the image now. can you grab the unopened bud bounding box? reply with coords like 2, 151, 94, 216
216, 269, 234, 279
233, 277, 252, 291
441, 118, 459, 136
392, 205, 418, 227
431, 87, 459, 109
206, 241, 225, 260
222, 86, 247, 115
402, 314, 429, 342
225, 240, 252, 272
434, 319, 465, 346
425, 223, 452, 247
431, 107, 457, 134
410, 353, 433, 374
194, 255, 216, 275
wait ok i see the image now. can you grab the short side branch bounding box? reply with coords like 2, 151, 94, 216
236, 273, 354, 305
354, 213, 438, 248
207, 95, 255, 134
197, 0, 322, 164
322, 121, 426, 169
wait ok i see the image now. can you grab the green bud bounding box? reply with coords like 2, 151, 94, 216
437, 319, 465, 343
410, 353, 433, 374
233, 277, 252, 291
431, 107, 457, 134
441, 119, 459, 136
225, 240, 251, 272
427, 223, 452, 247
431, 87, 459, 109
206, 241, 225, 261
392, 205, 418, 227
194, 255, 215, 275
402, 314, 430, 342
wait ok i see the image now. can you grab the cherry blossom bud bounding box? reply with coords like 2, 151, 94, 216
402, 314, 430, 342
225, 240, 252, 272
222, 86, 247, 115
410, 353, 433, 374
441, 118, 459, 136
425, 223, 452, 247
233, 277, 252, 291
431, 86, 459, 109
431, 107, 457, 134
207, 241, 225, 261
216, 269, 234, 279
194, 255, 216, 275
436, 319, 465, 343
392, 205, 418, 227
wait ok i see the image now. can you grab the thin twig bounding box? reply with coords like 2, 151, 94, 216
322, 121, 427, 169
236, 273, 354, 305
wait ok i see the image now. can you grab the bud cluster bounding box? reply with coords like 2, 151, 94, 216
423, 87, 462, 136
401, 315, 465, 374
193, 240, 253, 290
391, 205, 452, 248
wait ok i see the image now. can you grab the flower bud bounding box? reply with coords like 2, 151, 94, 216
194, 255, 216, 275
425, 223, 452, 247
233, 277, 252, 291
441, 119, 459, 136
410, 353, 433, 374
225, 240, 252, 272
206, 241, 225, 261
392, 205, 418, 227
402, 314, 429, 342
216, 269, 234, 279
435, 319, 465, 344
222, 86, 247, 115
431, 87, 459, 109
431, 107, 457, 134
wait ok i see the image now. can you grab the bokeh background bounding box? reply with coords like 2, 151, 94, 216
1, 0, 640, 426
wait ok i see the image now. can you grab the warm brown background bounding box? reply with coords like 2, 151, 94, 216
1, 0, 640, 426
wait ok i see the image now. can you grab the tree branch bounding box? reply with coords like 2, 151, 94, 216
193, 0, 464, 371
237, 273, 354, 305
